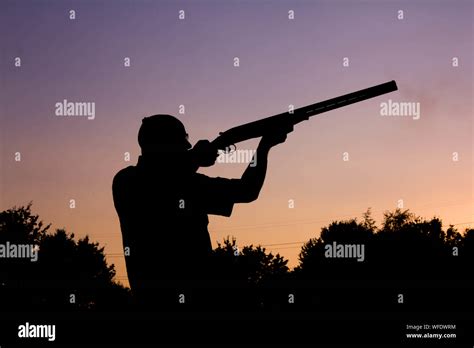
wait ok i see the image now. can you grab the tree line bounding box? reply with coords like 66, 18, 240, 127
1, 204, 472, 311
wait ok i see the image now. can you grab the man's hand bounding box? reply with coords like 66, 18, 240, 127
190, 140, 219, 167
259, 124, 294, 150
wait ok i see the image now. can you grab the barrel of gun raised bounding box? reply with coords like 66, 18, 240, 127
212, 80, 398, 151
294, 80, 398, 123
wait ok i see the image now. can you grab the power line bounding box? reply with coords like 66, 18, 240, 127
211, 202, 472, 233
77, 200, 472, 237
451, 221, 474, 226
113, 220, 474, 259
103, 219, 474, 257
268, 245, 303, 250
260, 241, 305, 247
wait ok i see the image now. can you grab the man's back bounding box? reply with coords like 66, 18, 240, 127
113, 155, 236, 296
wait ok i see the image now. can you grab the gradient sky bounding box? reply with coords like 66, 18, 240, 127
1, 0, 473, 286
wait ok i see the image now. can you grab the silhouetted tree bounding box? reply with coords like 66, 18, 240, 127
294, 209, 375, 281
0, 204, 130, 311
295, 208, 473, 283
373, 209, 452, 280
212, 236, 289, 285
2, 204, 472, 313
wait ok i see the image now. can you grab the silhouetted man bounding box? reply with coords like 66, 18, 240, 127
112, 114, 291, 304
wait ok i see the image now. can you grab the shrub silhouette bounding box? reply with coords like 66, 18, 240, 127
296, 208, 474, 284
1, 204, 473, 311
0, 203, 130, 311
212, 236, 289, 285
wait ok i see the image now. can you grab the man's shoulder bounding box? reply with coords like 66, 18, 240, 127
113, 166, 138, 186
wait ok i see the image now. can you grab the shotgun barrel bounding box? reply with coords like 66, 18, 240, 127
212, 80, 397, 151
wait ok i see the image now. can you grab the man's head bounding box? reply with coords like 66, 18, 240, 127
138, 115, 192, 155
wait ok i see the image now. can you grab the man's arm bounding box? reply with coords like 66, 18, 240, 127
190, 125, 293, 208
234, 126, 293, 203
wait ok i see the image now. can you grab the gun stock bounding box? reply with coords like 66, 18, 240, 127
212, 80, 397, 151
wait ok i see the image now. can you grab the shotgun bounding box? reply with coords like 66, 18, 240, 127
211, 80, 397, 152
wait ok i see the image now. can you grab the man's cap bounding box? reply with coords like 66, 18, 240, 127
138, 114, 187, 149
